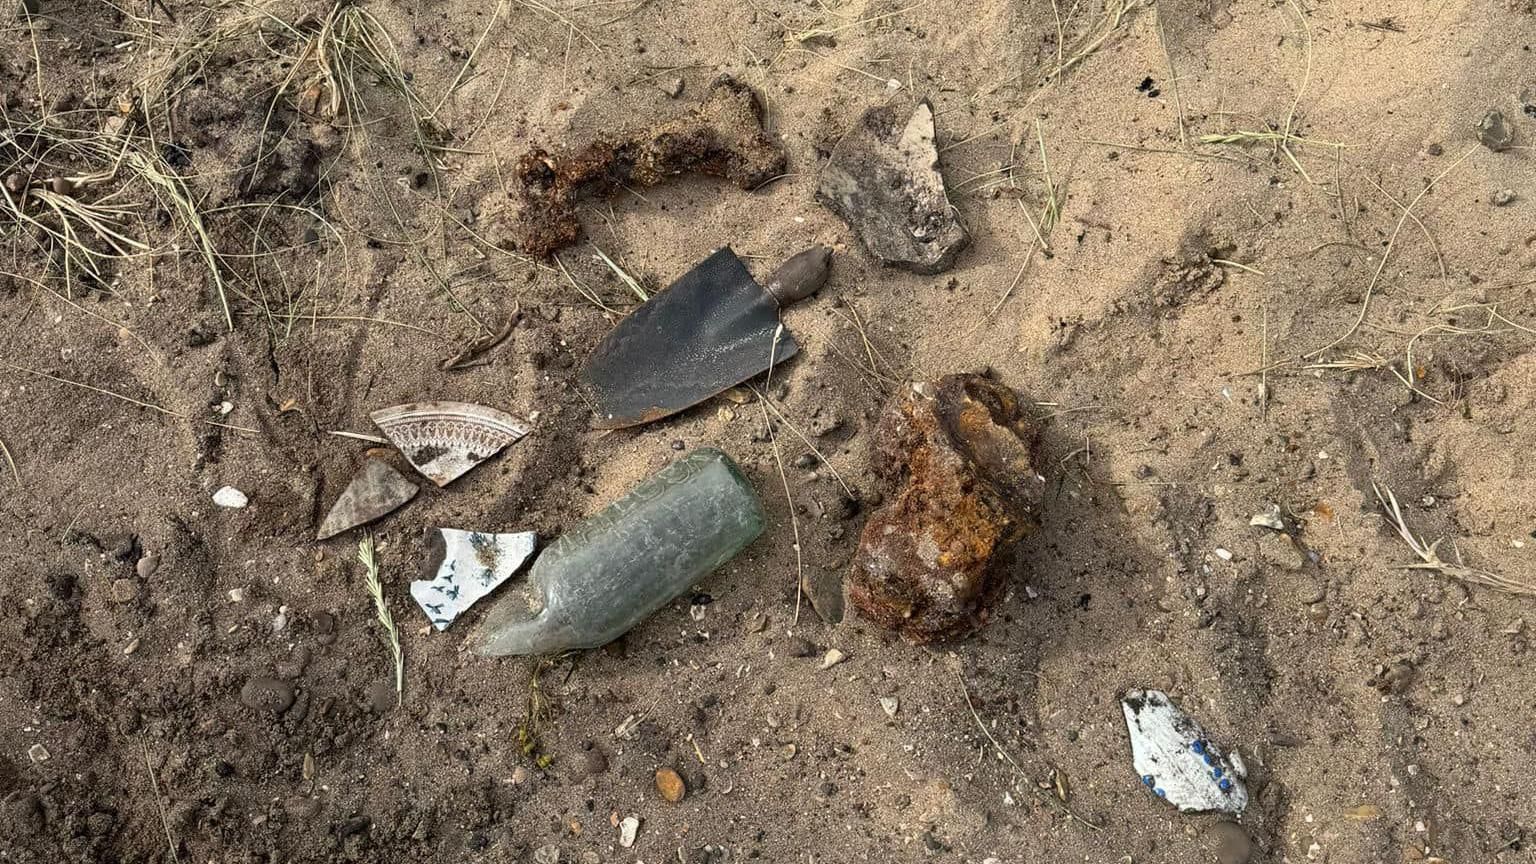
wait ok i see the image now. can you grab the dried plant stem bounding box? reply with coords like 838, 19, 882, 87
357, 534, 405, 705
954, 670, 1103, 831
1306, 145, 1478, 358
139, 735, 182, 864
0, 434, 18, 487
1373, 482, 1536, 596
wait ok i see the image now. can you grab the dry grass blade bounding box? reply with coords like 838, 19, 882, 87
555, 253, 620, 315
787, 0, 929, 43
954, 669, 1103, 831
590, 244, 648, 301
1373, 481, 1536, 596
0, 117, 233, 327
757, 395, 806, 623
357, 534, 405, 705
0, 433, 18, 487
1307, 145, 1478, 358
123, 149, 232, 329
1, 359, 184, 418
138, 736, 182, 864
1046, 0, 1147, 82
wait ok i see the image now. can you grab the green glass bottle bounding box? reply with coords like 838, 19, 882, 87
472, 448, 764, 656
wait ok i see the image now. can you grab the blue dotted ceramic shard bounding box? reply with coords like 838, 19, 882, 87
411, 529, 537, 631
1121, 689, 1249, 814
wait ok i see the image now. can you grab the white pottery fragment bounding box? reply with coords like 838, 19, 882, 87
411, 529, 537, 630
1121, 688, 1248, 814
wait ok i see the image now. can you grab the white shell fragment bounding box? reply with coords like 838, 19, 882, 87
212, 486, 249, 508
618, 815, 639, 848
1121, 689, 1249, 814
370, 401, 531, 487
411, 528, 537, 630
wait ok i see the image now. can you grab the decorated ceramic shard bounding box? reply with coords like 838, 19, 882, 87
1121, 689, 1249, 814
411, 528, 538, 630
370, 401, 532, 487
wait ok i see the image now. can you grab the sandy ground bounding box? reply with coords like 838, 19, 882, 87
3, 0, 1536, 861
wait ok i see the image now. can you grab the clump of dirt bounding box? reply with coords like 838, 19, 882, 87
1148, 227, 1237, 309
510, 75, 786, 257
848, 373, 1041, 642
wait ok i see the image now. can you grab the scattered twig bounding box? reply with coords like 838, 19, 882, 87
357, 534, 405, 706
954, 670, 1103, 831
0, 433, 18, 488
441, 304, 522, 370
1374, 481, 1536, 596
138, 735, 182, 864
1306, 146, 1478, 358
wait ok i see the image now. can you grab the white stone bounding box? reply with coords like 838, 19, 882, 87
618, 815, 639, 848
821, 648, 847, 670
212, 486, 248, 508
880, 697, 899, 718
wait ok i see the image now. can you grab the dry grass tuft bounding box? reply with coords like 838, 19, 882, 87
1374, 481, 1536, 597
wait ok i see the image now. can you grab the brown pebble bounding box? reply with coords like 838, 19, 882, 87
655, 767, 687, 803
135, 554, 160, 579
240, 676, 296, 714
109, 578, 140, 603
763, 246, 833, 305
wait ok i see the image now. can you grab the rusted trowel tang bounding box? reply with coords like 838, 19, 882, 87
582, 246, 831, 429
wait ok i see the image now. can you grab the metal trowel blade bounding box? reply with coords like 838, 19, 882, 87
582, 247, 799, 429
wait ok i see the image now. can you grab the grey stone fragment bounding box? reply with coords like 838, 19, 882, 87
1475, 110, 1514, 152
818, 101, 968, 274
316, 460, 419, 539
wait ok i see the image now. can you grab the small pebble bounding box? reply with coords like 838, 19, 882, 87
661, 78, 685, 98
534, 845, 561, 864
135, 554, 160, 579
228, 588, 245, 603
1203, 820, 1254, 864
1492, 188, 1517, 206
110, 578, 140, 603
27, 743, 49, 764
821, 648, 847, 670
1475, 109, 1514, 152
880, 697, 899, 718
1249, 507, 1285, 531
123, 637, 140, 655
212, 486, 248, 508
512, 765, 530, 785
1214, 548, 1233, 561
655, 767, 687, 803
240, 676, 297, 714
618, 815, 639, 848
